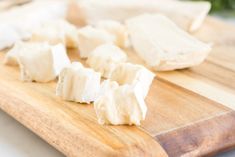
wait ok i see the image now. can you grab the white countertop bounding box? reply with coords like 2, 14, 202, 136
0, 110, 64, 157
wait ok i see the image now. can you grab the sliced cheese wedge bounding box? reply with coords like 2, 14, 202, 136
95, 20, 129, 48
76, 0, 210, 32
31, 19, 79, 48
0, 0, 67, 50
77, 26, 115, 58
56, 62, 101, 103
86, 44, 127, 78
110, 63, 155, 98
4, 41, 70, 82
126, 14, 212, 71
94, 80, 147, 125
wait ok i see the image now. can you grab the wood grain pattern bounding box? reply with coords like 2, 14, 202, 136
154, 19, 235, 112
0, 17, 235, 157
0, 52, 167, 157
156, 111, 235, 157
157, 71, 235, 111
141, 78, 228, 136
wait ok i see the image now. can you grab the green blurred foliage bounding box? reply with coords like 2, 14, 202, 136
191, 0, 235, 12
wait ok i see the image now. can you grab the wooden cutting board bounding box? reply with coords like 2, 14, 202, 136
0, 17, 235, 157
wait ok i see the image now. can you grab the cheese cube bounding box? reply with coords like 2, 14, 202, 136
86, 44, 127, 78
4, 41, 25, 66
94, 80, 147, 125
77, 26, 115, 58
56, 62, 101, 103
110, 63, 155, 98
126, 14, 211, 71
4, 42, 70, 82
31, 20, 79, 48
95, 20, 129, 48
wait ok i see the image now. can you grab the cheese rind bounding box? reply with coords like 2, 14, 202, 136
110, 63, 155, 98
56, 62, 101, 103
5, 42, 70, 82
77, 26, 115, 58
126, 14, 211, 71
86, 44, 127, 78
31, 20, 79, 48
94, 80, 147, 125
95, 20, 129, 48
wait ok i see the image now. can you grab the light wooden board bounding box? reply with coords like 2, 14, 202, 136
0, 17, 235, 157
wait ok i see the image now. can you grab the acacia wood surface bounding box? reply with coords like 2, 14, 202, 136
0, 17, 235, 157
156, 111, 235, 157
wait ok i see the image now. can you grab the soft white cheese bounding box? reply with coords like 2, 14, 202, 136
164, 1, 211, 32
4, 41, 25, 66
31, 20, 79, 48
77, 26, 115, 58
94, 80, 147, 125
110, 63, 155, 98
0, 24, 31, 51
76, 0, 210, 32
0, 0, 67, 50
56, 62, 101, 103
5, 42, 70, 82
95, 20, 129, 48
86, 44, 127, 78
126, 14, 211, 71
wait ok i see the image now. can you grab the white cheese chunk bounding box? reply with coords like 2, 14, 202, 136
4, 41, 25, 66
110, 63, 155, 98
0, 0, 67, 50
77, 26, 115, 58
164, 1, 211, 32
126, 14, 212, 71
86, 44, 127, 78
95, 20, 129, 48
5, 42, 70, 82
76, 0, 210, 32
31, 20, 79, 48
94, 80, 147, 125
0, 24, 31, 51
56, 62, 101, 103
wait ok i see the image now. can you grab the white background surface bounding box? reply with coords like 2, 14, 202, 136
0, 110, 64, 157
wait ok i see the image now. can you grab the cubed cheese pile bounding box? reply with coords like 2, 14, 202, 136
3, 1, 212, 126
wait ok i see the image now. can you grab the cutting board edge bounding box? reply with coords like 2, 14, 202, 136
156, 111, 235, 157
0, 81, 168, 157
